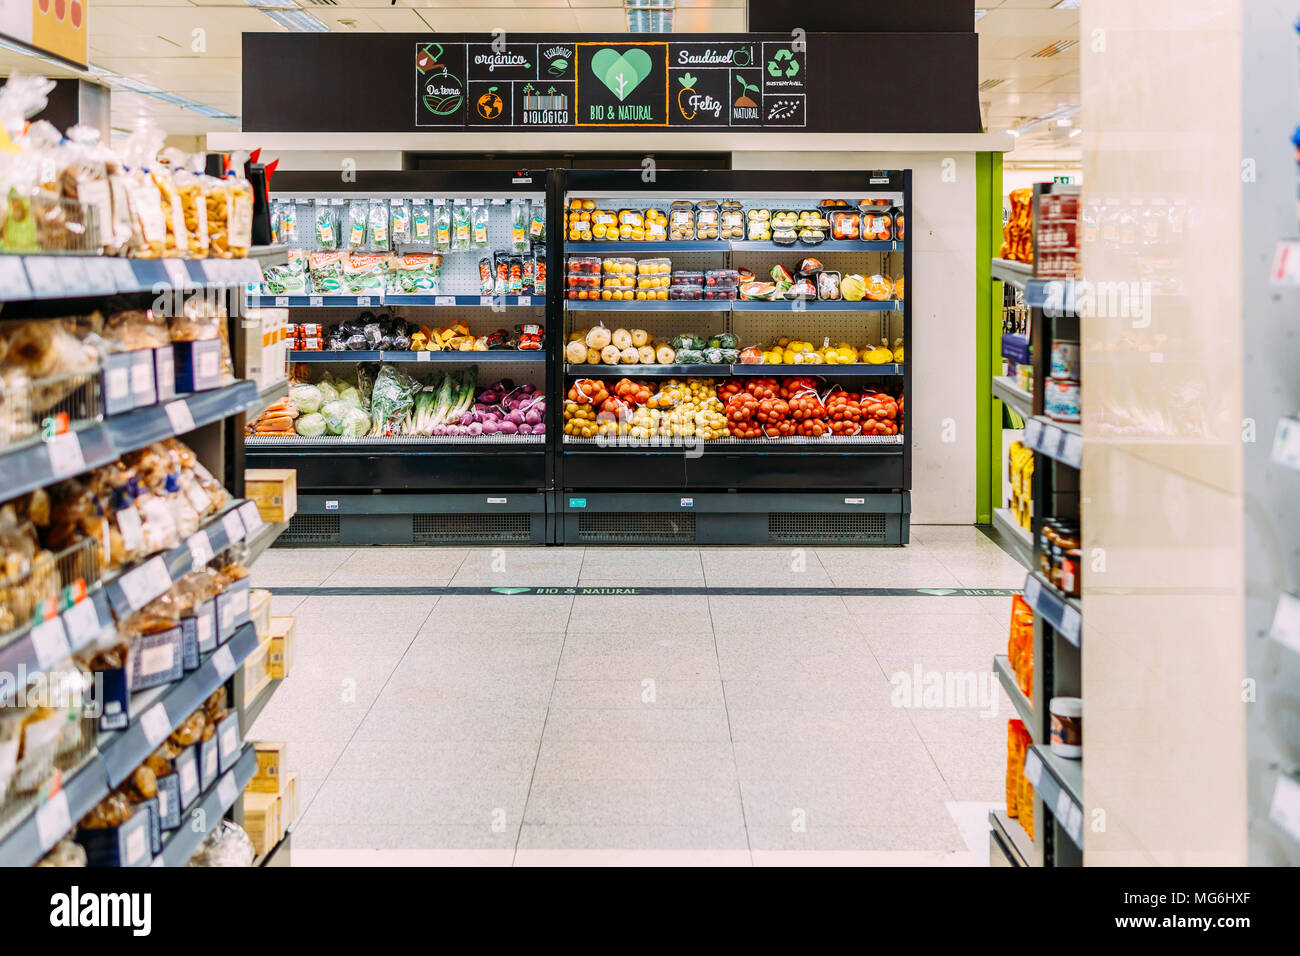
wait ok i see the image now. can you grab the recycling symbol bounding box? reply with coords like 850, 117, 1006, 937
767, 48, 800, 78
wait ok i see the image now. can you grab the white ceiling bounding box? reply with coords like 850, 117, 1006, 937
1, 0, 1079, 161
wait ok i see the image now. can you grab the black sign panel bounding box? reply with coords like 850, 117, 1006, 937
243, 32, 980, 134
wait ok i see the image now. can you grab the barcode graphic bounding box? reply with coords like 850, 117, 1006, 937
525, 94, 567, 111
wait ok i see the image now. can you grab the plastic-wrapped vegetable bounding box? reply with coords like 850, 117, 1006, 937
368, 364, 417, 437
321, 400, 348, 435
294, 412, 326, 437
317, 380, 339, 404
675, 348, 704, 365
339, 407, 371, 437
337, 384, 363, 409
672, 333, 703, 351
290, 383, 323, 414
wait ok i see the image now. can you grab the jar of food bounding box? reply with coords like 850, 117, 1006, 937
1049, 339, 1080, 380
1044, 378, 1081, 423
1049, 697, 1082, 758
1057, 525, 1081, 596
1039, 519, 1057, 577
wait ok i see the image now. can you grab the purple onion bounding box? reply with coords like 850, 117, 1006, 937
468, 422, 483, 436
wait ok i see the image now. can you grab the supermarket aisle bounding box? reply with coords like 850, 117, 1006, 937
250, 527, 1022, 866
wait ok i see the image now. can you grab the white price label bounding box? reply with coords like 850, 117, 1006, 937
1055, 788, 1075, 823
139, 702, 172, 747
130, 357, 154, 396
117, 507, 145, 553
1062, 432, 1083, 468
416, 351, 430, 361
120, 557, 169, 609
180, 759, 198, 796
1024, 418, 1043, 449
487, 497, 508, 504
23, 257, 61, 295
29, 616, 70, 668
517, 296, 531, 306
83, 257, 116, 293
62, 599, 101, 649
124, 825, 148, 865
434, 296, 454, 306
35, 791, 71, 851
490, 197, 506, 205
1022, 573, 1042, 611
164, 399, 195, 435
1269, 774, 1300, 839
844, 497, 865, 505
220, 724, 238, 759
1059, 604, 1081, 644
479, 296, 493, 307
309, 296, 324, 307
217, 772, 238, 808
106, 365, 130, 401
46, 432, 85, 479
1023, 748, 1043, 787
212, 645, 236, 680
0, 255, 32, 298
187, 531, 214, 568
275, 296, 289, 308
238, 501, 264, 534
222, 511, 246, 545
357, 296, 371, 307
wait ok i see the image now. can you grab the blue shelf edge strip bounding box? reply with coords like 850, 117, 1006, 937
1025, 744, 1084, 850
249, 294, 541, 308
0, 253, 261, 302
290, 350, 544, 363
1022, 570, 1081, 646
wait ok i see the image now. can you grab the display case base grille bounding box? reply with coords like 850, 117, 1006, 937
280, 514, 342, 544
413, 513, 533, 543
768, 512, 888, 542
576, 512, 697, 543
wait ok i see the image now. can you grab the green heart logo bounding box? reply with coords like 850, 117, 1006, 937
592, 47, 652, 101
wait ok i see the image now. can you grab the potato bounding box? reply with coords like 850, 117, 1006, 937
611, 328, 633, 350
631, 328, 649, 348
620, 347, 639, 364
637, 345, 656, 364
600, 344, 620, 364
565, 340, 588, 364
586, 347, 602, 364
586, 324, 612, 349
656, 345, 676, 364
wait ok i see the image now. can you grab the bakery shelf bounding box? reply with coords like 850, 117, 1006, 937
236, 677, 283, 739
731, 299, 902, 312
992, 507, 1034, 571
97, 622, 262, 787
988, 808, 1034, 867
0, 588, 116, 707
0, 380, 258, 502
1022, 570, 1082, 648
289, 350, 544, 363
993, 655, 1035, 731
1026, 744, 1083, 850
991, 257, 1033, 290
0, 254, 261, 303
1025, 415, 1082, 469
564, 363, 732, 377
731, 363, 903, 377
565, 299, 731, 312
992, 375, 1033, 420
156, 743, 257, 867
0, 750, 110, 867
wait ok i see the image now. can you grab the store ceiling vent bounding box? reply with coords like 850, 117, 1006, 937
979, 78, 1006, 91
1031, 39, 1078, 58
625, 0, 673, 33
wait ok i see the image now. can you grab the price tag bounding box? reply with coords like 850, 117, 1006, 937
139, 702, 172, 747
162, 259, 189, 289
1023, 748, 1043, 787
479, 296, 493, 307
30, 615, 71, 667
1022, 573, 1041, 611
274, 296, 289, 308
1059, 603, 1081, 644
57, 257, 90, 295
35, 791, 71, 851
187, 530, 214, 568
416, 351, 430, 361
309, 295, 324, 307
46, 432, 85, 478
220, 722, 239, 759
1055, 788, 1074, 822
844, 497, 865, 505
212, 645, 236, 680
238, 501, 264, 534
517, 296, 531, 306
356, 296, 371, 307
119, 557, 169, 610
490, 197, 506, 205
109, 258, 138, 290
1269, 774, 1300, 839
412, 198, 427, 206
487, 497, 508, 504
82, 257, 117, 294
164, 399, 195, 435
222, 510, 246, 545
1024, 418, 1043, 449
1066, 802, 1084, 842
1062, 432, 1083, 468
23, 257, 61, 297
62, 598, 101, 649
217, 771, 238, 808
0, 255, 32, 298
434, 296, 454, 306
331, 198, 345, 206
117, 507, 145, 553
453, 198, 467, 206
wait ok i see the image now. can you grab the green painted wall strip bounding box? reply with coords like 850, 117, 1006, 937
975, 152, 1003, 524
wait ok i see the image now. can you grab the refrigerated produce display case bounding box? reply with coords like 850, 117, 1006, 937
243, 171, 554, 546
555, 169, 911, 545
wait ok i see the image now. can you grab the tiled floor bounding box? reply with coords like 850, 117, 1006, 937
248, 525, 1023, 866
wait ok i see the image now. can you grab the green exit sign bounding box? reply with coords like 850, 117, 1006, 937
1053, 175, 1075, 184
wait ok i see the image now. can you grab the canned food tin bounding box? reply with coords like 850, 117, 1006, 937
1045, 378, 1081, 423
1050, 340, 1080, 380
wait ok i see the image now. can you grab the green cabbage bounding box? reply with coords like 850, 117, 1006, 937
317, 381, 339, 404
337, 385, 363, 409
321, 400, 348, 435
340, 408, 371, 437
294, 412, 326, 437
290, 384, 323, 414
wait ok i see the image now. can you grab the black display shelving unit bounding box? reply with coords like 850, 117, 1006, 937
554, 168, 912, 546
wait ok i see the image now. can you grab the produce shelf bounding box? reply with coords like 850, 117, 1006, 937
565, 299, 730, 312
988, 809, 1034, 867
992, 507, 1033, 570
993, 655, 1035, 730
730, 240, 902, 253
1026, 744, 1083, 849
562, 363, 903, 378
563, 434, 903, 448
1025, 416, 1082, 469
731, 299, 901, 312
248, 293, 540, 308
1022, 570, 1081, 647
97, 622, 262, 787
156, 744, 258, 867
564, 363, 732, 377
0, 379, 259, 501
381, 294, 541, 308
570, 241, 728, 254
730, 363, 904, 377
247, 434, 544, 447
246, 294, 380, 309
991, 257, 1033, 290
992, 375, 1033, 419
0, 750, 110, 867
289, 350, 544, 363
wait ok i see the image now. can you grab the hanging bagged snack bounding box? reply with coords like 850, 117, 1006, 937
451, 202, 472, 250
432, 201, 451, 250
346, 200, 367, 249
343, 253, 387, 295
479, 256, 494, 295
205, 175, 235, 258
368, 199, 389, 251
533, 243, 547, 294
493, 252, 509, 296
386, 253, 441, 294
529, 199, 546, 241
151, 152, 189, 258
224, 169, 254, 258
470, 202, 489, 248
411, 199, 430, 246
390, 199, 410, 245
171, 155, 210, 258
276, 200, 297, 243
511, 200, 529, 252
308, 251, 344, 294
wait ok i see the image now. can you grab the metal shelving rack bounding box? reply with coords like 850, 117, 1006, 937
554, 168, 912, 546
0, 248, 289, 867
987, 182, 1083, 867
247, 171, 553, 547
